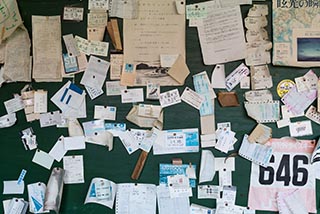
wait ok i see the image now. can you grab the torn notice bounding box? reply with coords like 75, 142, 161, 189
244, 101, 280, 123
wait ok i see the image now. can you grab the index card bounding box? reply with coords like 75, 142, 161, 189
63, 7, 84, 21
85, 85, 104, 100
85, 178, 117, 208
27, 182, 47, 213
34, 90, 47, 113
121, 88, 144, 103
0, 113, 16, 128
219, 169, 232, 187
225, 63, 250, 91
167, 175, 192, 198
63, 155, 84, 184
289, 120, 313, 137
32, 16, 62, 82
281, 86, 317, 115
106, 81, 126, 96
239, 134, 273, 167
3, 181, 24, 194
306, 105, 320, 125
4, 96, 24, 114
245, 90, 273, 102
39, 111, 62, 128
159, 89, 181, 108
94, 105, 116, 120
160, 54, 179, 67
118, 130, 139, 154
115, 183, 156, 214
167, 55, 190, 84
49, 136, 67, 162
82, 119, 105, 137
156, 185, 190, 214
198, 185, 220, 199
199, 150, 215, 183
248, 124, 272, 144
181, 87, 204, 110
32, 150, 54, 170
75, 36, 109, 56
89, 0, 109, 10
63, 34, 81, 57
88, 11, 108, 27
244, 100, 280, 123
200, 134, 216, 148
109, 0, 139, 19
64, 136, 86, 151
110, 54, 123, 80
281, 105, 304, 119
81, 56, 110, 89
197, 6, 246, 65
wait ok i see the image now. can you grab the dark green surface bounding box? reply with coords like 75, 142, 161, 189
0, 0, 319, 213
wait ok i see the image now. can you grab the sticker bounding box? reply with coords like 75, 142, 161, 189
276, 79, 295, 98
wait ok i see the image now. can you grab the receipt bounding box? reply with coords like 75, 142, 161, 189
225, 63, 250, 91
159, 89, 181, 108
181, 87, 204, 110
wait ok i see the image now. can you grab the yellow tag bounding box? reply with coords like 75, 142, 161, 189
277, 79, 295, 97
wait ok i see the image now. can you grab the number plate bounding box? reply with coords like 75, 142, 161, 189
248, 138, 316, 213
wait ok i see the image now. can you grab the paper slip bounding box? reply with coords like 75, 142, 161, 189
126, 105, 163, 129
4, 198, 29, 214
167, 175, 192, 198
245, 16, 267, 30
198, 185, 220, 199
159, 89, 181, 108
139, 129, 159, 152
225, 63, 250, 91
281, 86, 317, 115
190, 203, 216, 214
156, 185, 190, 214
109, 0, 138, 19
193, 71, 214, 116
277, 118, 291, 128
200, 134, 216, 148
32, 150, 54, 170
82, 119, 105, 136
211, 64, 226, 89
64, 136, 86, 151
153, 128, 199, 155
4, 96, 24, 114
68, 119, 84, 136
289, 120, 313, 137
215, 157, 235, 171
160, 54, 179, 67
199, 150, 215, 183
106, 81, 126, 96
118, 130, 139, 154
248, 123, 272, 144
120, 63, 136, 86
3, 180, 24, 194
244, 101, 280, 123
159, 164, 197, 188
51, 81, 86, 111
88, 11, 108, 27
34, 90, 47, 113
110, 54, 123, 80
295, 70, 318, 92
39, 111, 62, 128
62, 53, 79, 74
167, 55, 190, 84
222, 186, 237, 205
63, 155, 84, 184
146, 82, 160, 100
85, 85, 104, 100
80, 56, 110, 89
121, 88, 144, 103
137, 104, 162, 118
85, 129, 113, 150
239, 134, 273, 168
251, 65, 273, 90
281, 105, 304, 119
20, 127, 37, 150
244, 90, 273, 102
75, 36, 109, 56
63, 7, 84, 21
105, 122, 126, 136
94, 105, 116, 120
219, 169, 232, 187
85, 178, 117, 208
181, 87, 204, 110
63, 34, 81, 57
215, 130, 236, 153
240, 76, 250, 89
89, 0, 109, 10
248, 4, 268, 16
27, 182, 47, 213
49, 136, 67, 162
306, 105, 320, 125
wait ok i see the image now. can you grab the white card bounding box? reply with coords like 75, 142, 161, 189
63, 34, 81, 57
63, 7, 84, 21
32, 150, 54, 170
63, 155, 85, 184
3, 181, 24, 194
89, 0, 109, 10
137, 104, 162, 118
281, 105, 304, 119
64, 136, 86, 151
295, 70, 318, 92
27, 182, 47, 213
215, 157, 235, 171
289, 120, 313, 137
121, 88, 144, 103
118, 130, 139, 154
198, 185, 220, 199
94, 105, 116, 120
85, 85, 104, 100
200, 134, 216, 148
225, 63, 250, 91
277, 118, 291, 128
159, 89, 181, 108
34, 90, 47, 113
211, 64, 226, 89
81, 56, 110, 89
146, 82, 160, 100
75, 36, 109, 56
199, 150, 215, 183
240, 76, 250, 89
219, 169, 232, 187
181, 87, 204, 110
4, 96, 24, 114
39, 111, 62, 128
306, 105, 320, 125
167, 175, 192, 198
106, 81, 126, 96
49, 136, 67, 162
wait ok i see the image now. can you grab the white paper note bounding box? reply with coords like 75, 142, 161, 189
64, 136, 86, 151
181, 87, 204, 110
3, 181, 24, 195
159, 89, 181, 108
199, 150, 215, 183
32, 150, 54, 170
289, 120, 313, 137
94, 105, 116, 120
63, 155, 85, 184
49, 136, 67, 162
121, 88, 144, 103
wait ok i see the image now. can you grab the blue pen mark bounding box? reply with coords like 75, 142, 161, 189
60, 88, 69, 102
66, 95, 72, 105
